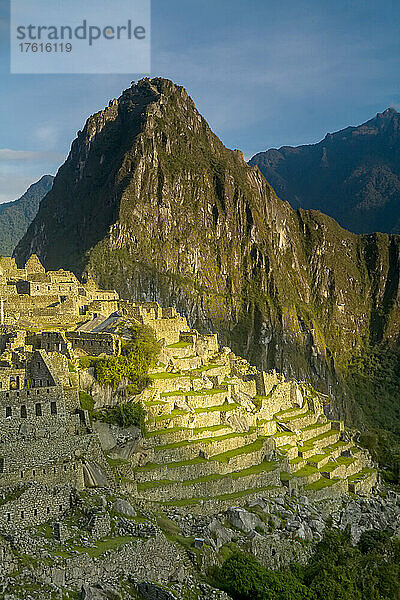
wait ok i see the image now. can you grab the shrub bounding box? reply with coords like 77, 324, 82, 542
214, 532, 400, 600
97, 401, 146, 431
94, 324, 161, 394
78, 356, 94, 369
79, 391, 95, 421
215, 552, 315, 600
304, 528, 400, 600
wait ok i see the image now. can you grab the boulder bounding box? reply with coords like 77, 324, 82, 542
226, 507, 263, 532
93, 421, 141, 456
138, 581, 177, 600
205, 519, 233, 550
92, 421, 119, 452
82, 462, 109, 487
112, 498, 137, 518
293, 522, 313, 541
81, 584, 120, 599
51, 567, 65, 587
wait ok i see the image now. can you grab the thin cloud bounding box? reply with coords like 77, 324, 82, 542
0, 148, 63, 161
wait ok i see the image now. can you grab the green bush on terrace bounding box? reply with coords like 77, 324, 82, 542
97, 400, 146, 431
94, 323, 161, 394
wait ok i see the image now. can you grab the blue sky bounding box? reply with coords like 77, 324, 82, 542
1, 0, 400, 203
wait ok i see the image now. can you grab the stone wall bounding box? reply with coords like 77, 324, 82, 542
66, 331, 118, 356
0, 483, 73, 530
0, 385, 67, 439
39, 331, 72, 357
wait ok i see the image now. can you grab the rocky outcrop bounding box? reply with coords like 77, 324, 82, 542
13, 79, 400, 415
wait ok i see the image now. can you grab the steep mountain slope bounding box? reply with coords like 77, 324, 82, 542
13, 79, 400, 422
249, 108, 400, 234
0, 174, 54, 255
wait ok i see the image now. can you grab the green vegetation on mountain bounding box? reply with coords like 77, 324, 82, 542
249, 108, 400, 235
215, 551, 314, 600
215, 529, 400, 600
13, 79, 400, 476
345, 347, 400, 484
0, 175, 53, 255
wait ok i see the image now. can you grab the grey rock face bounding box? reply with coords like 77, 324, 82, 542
205, 519, 234, 550
82, 462, 109, 487
138, 581, 177, 600
226, 507, 263, 532
112, 498, 137, 518
81, 584, 120, 599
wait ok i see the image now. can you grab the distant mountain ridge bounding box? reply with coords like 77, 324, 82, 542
0, 175, 54, 256
249, 108, 400, 234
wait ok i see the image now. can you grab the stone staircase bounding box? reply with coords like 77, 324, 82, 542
112, 317, 378, 510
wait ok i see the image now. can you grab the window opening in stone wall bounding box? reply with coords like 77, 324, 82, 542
51, 401, 57, 415
0, 458, 4, 473
20, 405, 27, 418
35, 403, 42, 416
5, 406, 11, 417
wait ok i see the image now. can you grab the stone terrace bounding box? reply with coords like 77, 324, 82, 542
111, 322, 377, 511
0, 255, 378, 524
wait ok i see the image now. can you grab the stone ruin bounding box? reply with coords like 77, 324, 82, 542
0, 255, 378, 531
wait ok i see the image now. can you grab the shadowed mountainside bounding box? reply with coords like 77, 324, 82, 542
0, 175, 53, 255
249, 108, 400, 234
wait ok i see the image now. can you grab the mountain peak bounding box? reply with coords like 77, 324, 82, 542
380, 106, 397, 117
372, 106, 398, 125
